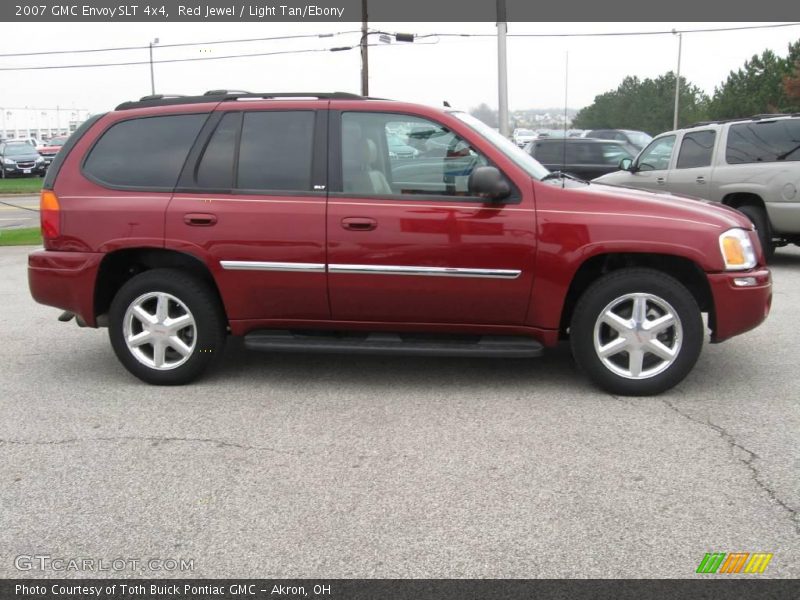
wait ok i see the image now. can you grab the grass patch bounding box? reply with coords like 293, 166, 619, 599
0, 227, 42, 246
0, 177, 44, 194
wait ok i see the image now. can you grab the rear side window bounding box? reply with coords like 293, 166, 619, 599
237, 111, 314, 191
531, 142, 561, 163
676, 130, 716, 169
196, 112, 239, 189
726, 120, 800, 164
83, 114, 206, 188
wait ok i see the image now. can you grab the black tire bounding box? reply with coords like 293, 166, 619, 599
108, 269, 226, 385
738, 204, 774, 261
570, 268, 703, 396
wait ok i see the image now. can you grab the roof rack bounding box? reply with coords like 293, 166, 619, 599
686, 113, 800, 128
115, 91, 367, 110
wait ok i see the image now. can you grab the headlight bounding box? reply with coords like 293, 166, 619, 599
2, 158, 14, 165
719, 228, 756, 270
35, 156, 44, 163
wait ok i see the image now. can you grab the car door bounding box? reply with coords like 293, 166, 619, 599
622, 134, 677, 192
166, 104, 330, 322
665, 129, 717, 199
326, 107, 536, 325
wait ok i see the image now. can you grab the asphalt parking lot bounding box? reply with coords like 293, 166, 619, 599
0, 195, 38, 229
0, 244, 798, 579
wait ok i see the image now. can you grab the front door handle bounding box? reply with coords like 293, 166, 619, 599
341, 217, 377, 231
184, 213, 217, 226
656, 177, 666, 185
696, 176, 706, 184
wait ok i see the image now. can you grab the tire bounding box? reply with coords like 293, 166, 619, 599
570, 268, 703, 396
737, 204, 774, 261
108, 269, 226, 385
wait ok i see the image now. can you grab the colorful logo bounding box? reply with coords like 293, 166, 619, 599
696, 552, 773, 574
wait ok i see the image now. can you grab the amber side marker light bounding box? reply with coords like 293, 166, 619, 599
40, 190, 60, 239
722, 236, 746, 266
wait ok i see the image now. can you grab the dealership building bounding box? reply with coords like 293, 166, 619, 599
1, 106, 91, 141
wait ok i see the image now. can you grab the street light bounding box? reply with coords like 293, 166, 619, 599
672, 29, 682, 130
149, 37, 160, 95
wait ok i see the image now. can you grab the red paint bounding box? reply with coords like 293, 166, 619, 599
29, 98, 771, 349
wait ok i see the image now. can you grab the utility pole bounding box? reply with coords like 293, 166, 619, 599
360, 0, 369, 96
497, 0, 509, 137
149, 37, 159, 95
673, 30, 682, 130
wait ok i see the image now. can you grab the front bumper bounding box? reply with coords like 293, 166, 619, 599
3, 163, 46, 176
28, 249, 103, 327
708, 268, 772, 343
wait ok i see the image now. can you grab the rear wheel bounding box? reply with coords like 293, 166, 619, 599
108, 269, 226, 385
570, 268, 703, 396
738, 205, 774, 261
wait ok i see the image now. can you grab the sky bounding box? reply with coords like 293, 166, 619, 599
0, 21, 799, 115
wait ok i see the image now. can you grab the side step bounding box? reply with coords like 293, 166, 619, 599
244, 330, 543, 358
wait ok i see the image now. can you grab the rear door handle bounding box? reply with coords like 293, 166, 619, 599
696, 176, 706, 184
341, 217, 377, 231
656, 177, 666, 185
184, 213, 217, 226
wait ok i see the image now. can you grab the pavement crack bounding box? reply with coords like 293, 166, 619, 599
0, 435, 302, 455
662, 399, 799, 535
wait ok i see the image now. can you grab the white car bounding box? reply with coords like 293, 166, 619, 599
512, 128, 535, 148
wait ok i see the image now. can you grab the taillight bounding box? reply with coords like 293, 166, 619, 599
40, 190, 60, 242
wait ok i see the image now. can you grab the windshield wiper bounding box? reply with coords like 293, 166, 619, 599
540, 170, 588, 184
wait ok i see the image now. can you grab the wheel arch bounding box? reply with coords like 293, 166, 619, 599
559, 252, 713, 338
94, 247, 226, 326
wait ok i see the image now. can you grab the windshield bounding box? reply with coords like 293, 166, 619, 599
516, 129, 534, 136
453, 112, 549, 180
48, 137, 67, 146
4, 144, 35, 156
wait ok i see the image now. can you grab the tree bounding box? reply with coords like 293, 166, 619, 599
572, 72, 708, 135
469, 103, 498, 128
708, 40, 800, 118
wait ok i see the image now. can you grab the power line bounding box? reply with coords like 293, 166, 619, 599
0, 30, 364, 58
415, 22, 800, 39
0, 40, 438, 72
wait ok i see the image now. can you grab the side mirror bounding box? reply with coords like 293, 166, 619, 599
468, 166, 511, 200
619, 157, 633, 171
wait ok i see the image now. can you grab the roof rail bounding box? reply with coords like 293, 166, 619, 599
116, 91, 368, 110
685, 112, 799, 128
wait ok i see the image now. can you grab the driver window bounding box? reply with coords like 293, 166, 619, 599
341, 112, 488, 198
636, 135, 676, 171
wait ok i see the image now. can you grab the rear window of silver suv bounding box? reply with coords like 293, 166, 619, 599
726, 119, 800, 164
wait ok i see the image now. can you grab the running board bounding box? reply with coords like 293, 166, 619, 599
244, 330, 544, 358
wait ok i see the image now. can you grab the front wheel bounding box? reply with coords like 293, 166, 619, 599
108, 269, 226, 385
570, 269, 704, 396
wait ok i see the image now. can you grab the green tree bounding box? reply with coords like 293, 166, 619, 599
708, 40, 800, 118
573, 72, 709, 135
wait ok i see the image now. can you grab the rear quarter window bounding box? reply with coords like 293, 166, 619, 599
83, 114, 208, 189
726, 119, 800, 164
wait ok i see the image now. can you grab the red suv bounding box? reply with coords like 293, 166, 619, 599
28, 92, 772, 395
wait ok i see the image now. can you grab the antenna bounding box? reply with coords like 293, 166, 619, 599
561, 51, 569, 188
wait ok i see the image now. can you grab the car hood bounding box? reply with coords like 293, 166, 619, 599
565, 181, 753, 231
5, 153, 40, 161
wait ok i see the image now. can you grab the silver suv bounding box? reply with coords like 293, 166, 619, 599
594, 115, 800, 259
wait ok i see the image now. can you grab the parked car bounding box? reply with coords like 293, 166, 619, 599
583, 129, 653, 150
0, 141, 47, 178
28, 91, 771, 395
593, 114, 800, 259
36, 135, 69, 167
512, 128, 535, 147
527, 138, 639, 180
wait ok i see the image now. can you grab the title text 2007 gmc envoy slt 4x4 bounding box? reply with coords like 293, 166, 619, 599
28, 92, 772, 395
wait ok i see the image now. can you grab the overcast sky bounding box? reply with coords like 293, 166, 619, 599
1, 21, 799, 114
